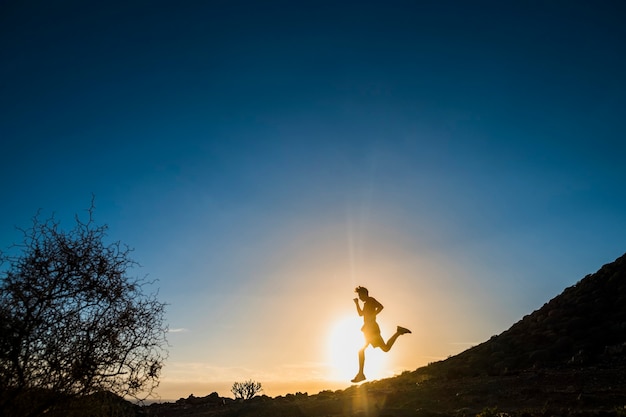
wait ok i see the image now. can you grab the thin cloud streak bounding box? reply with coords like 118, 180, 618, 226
168, 328, 190, 333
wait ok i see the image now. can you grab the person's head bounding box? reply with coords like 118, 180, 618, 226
355, 286, 369, 300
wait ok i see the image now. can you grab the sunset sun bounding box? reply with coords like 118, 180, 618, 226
327, 315, 388, 382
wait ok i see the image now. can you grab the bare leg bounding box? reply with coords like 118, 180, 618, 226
358, 347, 365, 374
351, 345, 368, 383
380, 326, 411, 352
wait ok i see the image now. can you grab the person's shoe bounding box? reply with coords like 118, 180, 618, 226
351, 373, 366, 383
397, 326, 412, 335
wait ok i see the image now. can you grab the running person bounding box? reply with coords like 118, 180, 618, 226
351, 286, 411, 383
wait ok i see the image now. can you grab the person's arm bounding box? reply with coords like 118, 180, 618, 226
353, 298, 364, 316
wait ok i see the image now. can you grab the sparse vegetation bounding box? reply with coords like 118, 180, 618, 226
231, 380, 263, 400
0, 203, 168, 416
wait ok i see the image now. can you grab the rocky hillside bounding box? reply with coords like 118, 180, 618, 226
424, 252, 626, 379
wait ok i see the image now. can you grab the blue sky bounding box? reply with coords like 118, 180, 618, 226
2, 0, 626, 399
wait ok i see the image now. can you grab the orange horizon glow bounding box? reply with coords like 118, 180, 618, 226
152, 228, 505, 402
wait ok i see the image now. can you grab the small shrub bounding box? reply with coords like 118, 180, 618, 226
231, 380, 263, 400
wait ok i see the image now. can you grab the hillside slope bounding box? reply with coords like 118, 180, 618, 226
426, 252, 626, 378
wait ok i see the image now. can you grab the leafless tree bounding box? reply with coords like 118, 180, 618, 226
0, 202, 168, 417
231, 380, 263, 400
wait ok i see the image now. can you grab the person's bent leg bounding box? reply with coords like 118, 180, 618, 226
381, 326, 411, 352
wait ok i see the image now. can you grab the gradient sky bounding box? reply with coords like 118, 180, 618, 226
2, 0, 626, 400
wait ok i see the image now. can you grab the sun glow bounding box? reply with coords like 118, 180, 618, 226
327, 315, 388, 382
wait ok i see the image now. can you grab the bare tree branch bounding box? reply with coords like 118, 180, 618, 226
0, 202, 168, 416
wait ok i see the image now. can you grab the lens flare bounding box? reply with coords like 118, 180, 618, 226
327, 315, 388, 382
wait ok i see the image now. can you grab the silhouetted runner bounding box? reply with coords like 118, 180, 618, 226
351, 286, 411, 383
